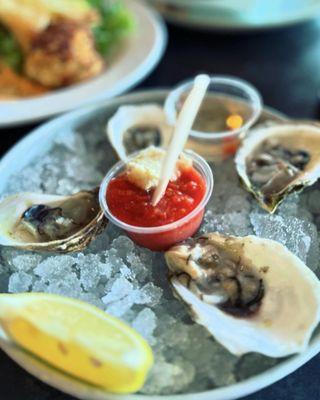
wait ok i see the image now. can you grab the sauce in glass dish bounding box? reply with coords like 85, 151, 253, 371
164, 76, 262, 162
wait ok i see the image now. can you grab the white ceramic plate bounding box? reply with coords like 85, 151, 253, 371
0, 90, 319, 400
148, 0, 320, 32
0, 0, 167, 128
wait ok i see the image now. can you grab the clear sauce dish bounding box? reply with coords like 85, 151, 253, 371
165, 75, 263, 162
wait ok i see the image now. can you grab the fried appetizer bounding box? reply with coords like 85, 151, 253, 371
24, 20, 104, 88
0, 0, 98, 51
0, 64, 47, 100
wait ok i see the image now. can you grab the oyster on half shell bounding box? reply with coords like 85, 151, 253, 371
165, 233, 320, 357
0, 188, 107, 253
235, 123, 320, 213
107, 104, 172, 161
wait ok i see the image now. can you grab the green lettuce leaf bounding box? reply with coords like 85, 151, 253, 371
89, 0, 134, 56
0, 26, 22, 71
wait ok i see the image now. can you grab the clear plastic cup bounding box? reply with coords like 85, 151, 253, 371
99, 150, 213, 251
164, 75, 262, 162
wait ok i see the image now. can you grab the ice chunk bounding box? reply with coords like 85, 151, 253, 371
105, 248, 128, 274
179, 325, 238, 387
54, 131, 86, 154
105, 295, 135, 318
0, 272, 10, 293
112, 236, 135, 258
32, 280, 48, 292
155, 317, 193, 352
102, 280, 162, 316
33, 255, 83, 298
201, 210, 253, 237
250, 213, 319, 270
205, 343, 238, 386
56, 178, 85, 196
224, 195, 251, 214
0, 262, 8, 274
8, 272, 32, 293
127, 253, 148, 281
4, 163, 45, 195
119, 265, 135, 281
11, 254, 42, 272
271, 193, 313, 222
79, 293, 104, 308
45, 273, 83, 298
76, 254, 112, 291
85, 230, 110, 253
65, 158, 103, 187
127, 251, 153, 282
34, 255, 75, 279
141, 355, 195, 395
206, 159, 247, 214
1, 248, 35, 269
101, 277, 133, 304
236, 353, 279, 381
134, 283, 163, 306
132, 308, 157, 345
306, 189, 320, 215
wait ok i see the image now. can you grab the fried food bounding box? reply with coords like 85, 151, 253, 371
0, 0, 98, 51
24, 20, 104, 88
0, 64, 47, 100
0, 0, 133, 98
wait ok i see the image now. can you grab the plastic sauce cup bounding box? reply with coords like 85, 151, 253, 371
99, 150, 213, 251
165, 76, 262, 162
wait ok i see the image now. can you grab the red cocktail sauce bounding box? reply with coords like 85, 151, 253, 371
106, 167, 206, 250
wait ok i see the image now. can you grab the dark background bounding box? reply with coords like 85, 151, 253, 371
1, 18, 320, 400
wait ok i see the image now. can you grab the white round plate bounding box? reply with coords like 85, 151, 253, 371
0, 90, 319, 400
148, 0, 320, 32
0, 0, 167, 128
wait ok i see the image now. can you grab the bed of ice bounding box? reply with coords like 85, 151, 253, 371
0, 110, 319, 395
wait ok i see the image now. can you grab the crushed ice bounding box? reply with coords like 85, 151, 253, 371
0, 113, 319, 394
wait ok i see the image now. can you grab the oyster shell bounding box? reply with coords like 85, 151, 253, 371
0, 188, 107, 252
165, 233, 320, 357
106, 104, 172, 160
235, 123, 320, 213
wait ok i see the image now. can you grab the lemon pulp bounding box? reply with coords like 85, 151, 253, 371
0, 292, 153, 394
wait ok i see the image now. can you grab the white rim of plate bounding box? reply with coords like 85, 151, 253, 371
0, 90, 319, 400
149, 0, 320, 31
0, 0, 167, 127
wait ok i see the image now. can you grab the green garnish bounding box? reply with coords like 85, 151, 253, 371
0, 26, 22, 71
88, 0, 135, 56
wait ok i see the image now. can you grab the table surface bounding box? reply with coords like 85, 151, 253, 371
1, 16, 320, 400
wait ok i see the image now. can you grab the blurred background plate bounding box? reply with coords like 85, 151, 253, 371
0, 0, 167, 128
148, 0, 320, 31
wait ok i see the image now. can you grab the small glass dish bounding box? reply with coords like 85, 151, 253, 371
164, 75, 263, 162
99, 150, 213, 251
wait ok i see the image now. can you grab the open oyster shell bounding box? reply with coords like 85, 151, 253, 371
106, 104, 172, 161
0, 188, 107, 253
165, 233, 320, 357
235, 123, 320, 213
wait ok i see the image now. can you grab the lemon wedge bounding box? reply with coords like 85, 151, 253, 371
0, 292, 153, 394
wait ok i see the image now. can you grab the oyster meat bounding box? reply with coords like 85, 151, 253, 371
107, 104, 172, 161
235, 123, 320, 213
165, 233, 320, 357
0, 188, 107, 252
